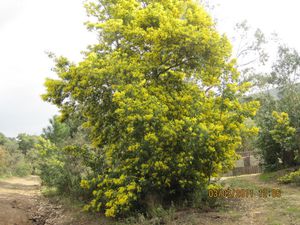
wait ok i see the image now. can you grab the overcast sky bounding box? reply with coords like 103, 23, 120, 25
1, 0, 300, 137
0, 0, 96, 137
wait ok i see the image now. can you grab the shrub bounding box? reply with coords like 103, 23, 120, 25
36, 138, 92, 198
0, 147, 8, 175
13, 158, 32, 177
0, 145, 31, 177
255, 96, 299, 170
278, 169, 300, 185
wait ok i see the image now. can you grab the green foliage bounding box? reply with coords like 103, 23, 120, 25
259, 171, 278, 182
0, 134, 32, 177
37, 114, 97, 198
278, 168, 300, 185
36, 137, 92, 197
0, 133, 7, 145
254, 45, 300, 170
256, 106, 298, 170
36, 138, 64, 187
42, 0, 258, 217
0, 146, 8, 175
13, 159, 32, 177
270, 111, 296, 151
42, 116, 71, 145
237, 118, 259, 152
255, 95, 282, 170
16, 133, 39, 156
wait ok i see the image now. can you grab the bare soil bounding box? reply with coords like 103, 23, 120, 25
0, 176, 42, 225
0, 176, 68, 225
0, 176, 110, 225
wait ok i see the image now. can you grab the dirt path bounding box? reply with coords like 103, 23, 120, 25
0, 176, 106, 225
0, 176, 65, 225
0, 176, 42, 225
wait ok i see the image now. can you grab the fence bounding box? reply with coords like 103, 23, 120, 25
223, 151, 262, 177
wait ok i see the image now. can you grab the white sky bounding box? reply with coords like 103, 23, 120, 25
0, 0, 96, 137
210, 0, 300, 51
0, 0, 300, 137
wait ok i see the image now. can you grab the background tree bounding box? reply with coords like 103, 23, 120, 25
254, 45, 300, 169
33, 113, 97, 197
16, 133, 38, 156
0, 133, 31, 176
42, 116, 71, 145
232, 21, 269, 79
0, 146, 8, 175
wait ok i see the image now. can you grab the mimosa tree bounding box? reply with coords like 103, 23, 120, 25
43, 0, 259, 217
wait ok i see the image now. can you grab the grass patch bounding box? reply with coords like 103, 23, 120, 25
286, 206, 300, 213
41, 186, 59, 197
259, 168, 298, 183
221, 177, 259, 190
285, 206, 300, 219
41, 185, 85, 210
0, 174, 11, 180
259, 172, 278, 182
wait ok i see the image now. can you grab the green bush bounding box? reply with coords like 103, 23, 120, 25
0, 147, 8, 175
13, 158, 32, 177
0, 144, 31, 177
36, 138, 93, 198
278, 169, 300, 185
